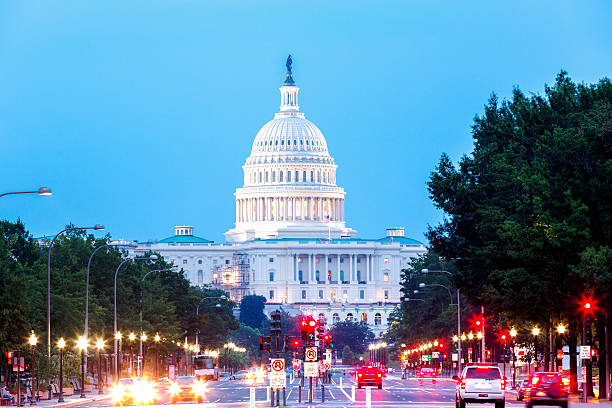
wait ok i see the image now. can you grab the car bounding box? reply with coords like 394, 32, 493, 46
356, 365, 383, 389
231, 370, 249, 380
169, 376, 205, 403
523, 372, 569, 408
111, 378, 158, 406
453, 364, 506, 408
418, 367, 438, 378
516, 378, 530, 401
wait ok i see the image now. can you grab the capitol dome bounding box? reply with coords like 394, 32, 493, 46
225, 56, 356, 243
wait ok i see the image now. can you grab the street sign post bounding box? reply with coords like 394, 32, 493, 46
305, 347, 317, 362
269, 358, 286, 389
580, 346, 591, 360
304, 362, 318, 377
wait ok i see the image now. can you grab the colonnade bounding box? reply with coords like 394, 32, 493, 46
235, 196, 344, 223
291, 253, 374, 284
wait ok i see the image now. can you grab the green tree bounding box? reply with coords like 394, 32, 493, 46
239, 295, 267, 329
426, 72, 612, 390
341, 345, 355, 365
329, 320, 374, 355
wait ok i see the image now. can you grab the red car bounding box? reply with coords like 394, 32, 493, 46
524, 372, 569, 408
356, 365, 383, 389
418, 368, 438, 378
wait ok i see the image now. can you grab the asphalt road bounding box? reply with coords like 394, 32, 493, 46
65, 374, 534, 407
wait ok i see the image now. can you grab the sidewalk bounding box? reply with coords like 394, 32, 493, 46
506, 389, 612, 407
18, 392, 111, 408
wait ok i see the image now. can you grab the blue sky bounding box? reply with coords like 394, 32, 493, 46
1, 1, 610, 243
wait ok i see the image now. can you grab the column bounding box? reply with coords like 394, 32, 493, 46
292, 198, 296, 221
301, 197, 305, 220
366, 254, 371, 283
349, 254, 354, 283
293, 255, 297, 282
325, 254, 328, 284
284, 198, 288, 221
337, 254, 341, 283
258, 198, 262, 221
341, 200, 344, 221
309, 254, 314, 283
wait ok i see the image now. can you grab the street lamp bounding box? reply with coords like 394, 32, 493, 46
0, 187, 52, 198
129, 332, 136, 375
95, 339, 105, 394
154, 334, 161, 380
531, 327, 540, 373
46, 223, 104, 397
114, 331, 122, 383
113, 254, 157, 381
509, 328, 517, 388
76, 336, 88, 398
139, 267, 177, 363
57, 338, 66, 403
419, 269, 461, 374
28, 332, 38, 405
140, 333, 147, 377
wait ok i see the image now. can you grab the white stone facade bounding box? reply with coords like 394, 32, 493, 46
129, 60, 426, 337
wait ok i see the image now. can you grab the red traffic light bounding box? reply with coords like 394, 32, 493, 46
591, 349, 597, 357
309, 320, 316, 327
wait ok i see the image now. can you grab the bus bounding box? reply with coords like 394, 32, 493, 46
193, 352, 219, 380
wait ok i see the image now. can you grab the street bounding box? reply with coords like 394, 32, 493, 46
48, 374, 557, 408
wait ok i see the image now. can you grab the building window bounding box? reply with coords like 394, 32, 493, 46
332, 313, 339, 324
327, 270, 331, 281
315, 258, 319, 263
198, 259, 202, 265
298, 257, 302, 263
213, 259, 218, 265
361, 313, 368, 324
383, 258, 389, 263
269, 257, 274, 263
272, 172, 276, 182
295, 170, 299, 181
266, 172, 269, 182
328, 257, 331, 263
330, 290, 336, 301
339, 270, 344, 281
197, 270, 203, 284
280, 172, 283, 182
316, 270, 320, 282
225, 259, 230, 265
287, 171, 291, 182
269, 272, 274, 281
340, 258, 344, 263
374, 313, 382, 326
384, 290, 389, 299
360, 290, 364, 299
298, 270, 303, 282
318, 290, 323, 299
357, 270, 361, 282
384, 272, 389, 282
301, 290, 306, 299
318, 313, 325, 320
303, 171, 306, 181
269, 290, 274, 300
346, 313, 353, 321
310, 171, 314, 182
357, 258, 361, 263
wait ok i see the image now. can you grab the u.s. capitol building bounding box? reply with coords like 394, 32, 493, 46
130, 58, 426, 337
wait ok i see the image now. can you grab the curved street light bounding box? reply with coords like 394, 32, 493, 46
46, 224, 104, 398
113, 255, 157, 381
0, 187, 52, 198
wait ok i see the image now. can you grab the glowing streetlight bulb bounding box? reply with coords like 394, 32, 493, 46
509, 328, 517, 338
58, 337, 66, 349
468, 332, 474, 340
76, 336, 88, 351
115, 331, 122, 340
461, 334, 467, 341
28, 331, 38, 346
154, 333, 161, 342
532, 327, 540, 336
556, 324, 566, 334
141, 333, 147, 342
476, 332, 483, 340
128, 332, 136, 342
95, 338, 105, 350
452, 335, 458, 342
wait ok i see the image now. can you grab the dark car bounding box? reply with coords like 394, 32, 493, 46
516, 378, 530, 401
170, 376, 205, 403
356, 365, 383, 389
524, 372, 569, 408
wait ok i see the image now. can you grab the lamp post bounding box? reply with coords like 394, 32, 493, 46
140, 333, 147, 377
113, 255, 157, 382
95, 339, 105, 394
555, 324, 566, 372
76, 336, 88, 398
114, 332, 122, 382
154, 334, 160, 380
476, 332, 483, 362
46, 223, 104, 399
129, 333, 136, 375
509, 328, 517, 388
139, 267, 177, 364
0, 187, 52, 198
57, 338, 65, 403
531, 327, 540, 374
420, 269, 461, 374
28, 332, 38, 405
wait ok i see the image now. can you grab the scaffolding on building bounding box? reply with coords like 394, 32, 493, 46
211, 252, 250, 303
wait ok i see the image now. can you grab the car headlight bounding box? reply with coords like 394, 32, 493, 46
193, 382, 205, 395
170, 383, 179, 395
133, 381, 155, 404
111, 386, 125, 402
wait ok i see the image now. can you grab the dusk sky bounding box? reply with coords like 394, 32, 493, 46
1, 1, 610, 243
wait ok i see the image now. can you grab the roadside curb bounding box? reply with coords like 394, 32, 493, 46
37, 394, 111, 408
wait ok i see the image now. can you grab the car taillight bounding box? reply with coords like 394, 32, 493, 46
377, 374, 382, 378
501, 378, 506, 390
531, 377, 539, 386
460, 379, 465, 390
358, 373, 363, 377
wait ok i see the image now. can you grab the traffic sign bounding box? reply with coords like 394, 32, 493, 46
580, 346, 591, 359
452, 353, 458, 362
305, 347, 317, 362
304, 362, 319, 377
580, 366, 587, 383
271, 358, 285, 372
432, 352, 440, 359
556, 349, 564, 360
292, 359, 301, 371
322, 361, 331, 371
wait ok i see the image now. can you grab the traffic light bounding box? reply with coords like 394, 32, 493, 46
322, 334, 333, 348
270, 310, 282, 335
301, 316, 317, 342
316, 317, 326, 340
6, 351, 12, 364
283, 336, 300, 352
259, 336, 271, 352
